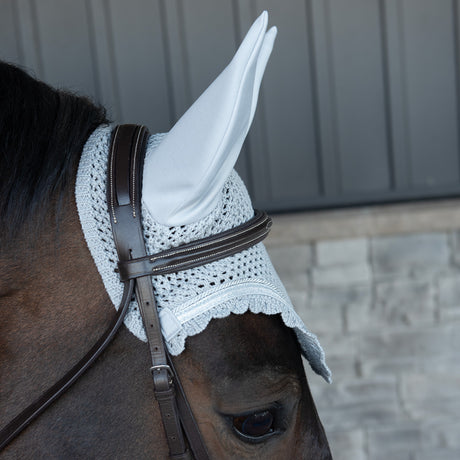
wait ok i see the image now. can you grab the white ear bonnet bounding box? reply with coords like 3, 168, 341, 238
75, 13, 330, 383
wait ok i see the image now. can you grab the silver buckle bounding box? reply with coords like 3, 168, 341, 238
150, 364, 174, 386
150, 364, 173, 377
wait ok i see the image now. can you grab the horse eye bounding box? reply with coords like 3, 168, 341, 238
232, 410, 274, 439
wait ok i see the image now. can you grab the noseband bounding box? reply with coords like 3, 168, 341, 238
0, 125, 272, 458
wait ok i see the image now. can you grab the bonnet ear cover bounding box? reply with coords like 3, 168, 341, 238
142, 11, 276, 226
76, 12, 331, 382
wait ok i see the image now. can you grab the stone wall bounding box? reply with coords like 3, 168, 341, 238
266, 205, 460, 460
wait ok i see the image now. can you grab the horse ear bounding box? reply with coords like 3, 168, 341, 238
143, 11, 277, 225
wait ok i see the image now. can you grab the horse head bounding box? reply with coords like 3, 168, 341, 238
0, 12, 332, 459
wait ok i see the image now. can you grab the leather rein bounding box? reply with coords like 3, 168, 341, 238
0, 124, 272, 459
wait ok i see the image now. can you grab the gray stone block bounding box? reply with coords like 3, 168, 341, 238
312, 284, 372, 309
371, 233, 450, 277
287, 289, 309, 312
368, 422, 422, 459
266, 244, 313, 274
414, 353, 460, 374
313, 333, 359, 359
327, 429, 367, 460
292, 289, 345, 336
438, 273, 460, 307
359, 324, 460, 377
421, 421, 460, 448
316, 238, 369, 267
312, 263, 372, 286
450, 230, 460, 266
319, 399, 402, 431
438, 274, 460, 321
400, 373, 460, 422
361, 345, 460, 378
280, 272, 309, 293
321, 376, 399, 407
299, 282, 365, 336
267, 245, 311, 292
373, 279, 436, 326
296, 301, 344, 335
370, 453, 411, 460
320, 354, 358, 379
358, 324, 458, 361
311, 285, 371, 334
360, 355, 419, 378
346, 302, 373, 333
439, 307, 460, 322
415, 448, 460, 460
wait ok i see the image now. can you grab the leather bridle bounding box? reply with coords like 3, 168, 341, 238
0, 124, 272, 459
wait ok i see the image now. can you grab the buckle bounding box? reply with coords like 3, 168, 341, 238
150, 364, 174, 389
150, 364, 173, 379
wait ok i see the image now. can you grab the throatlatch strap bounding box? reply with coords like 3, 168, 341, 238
108, 125, 208, 460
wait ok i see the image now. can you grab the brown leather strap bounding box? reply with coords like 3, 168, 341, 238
107, 125, 208, 460
117, 210, 271, 281
167, 356, 212, 460
107, 125, 169, 377
0, 279, 135, 451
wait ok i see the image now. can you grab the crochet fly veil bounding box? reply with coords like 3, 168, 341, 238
75, 12, 331, 382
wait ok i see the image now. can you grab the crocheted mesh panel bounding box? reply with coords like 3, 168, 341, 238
75, 126, 331, 382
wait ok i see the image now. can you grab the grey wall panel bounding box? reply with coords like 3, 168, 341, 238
179, 0, 236, 102
0, 0, 21, 63
162, 0, 190, 124
107, 0, 171, 132
327, 0, 390, 193
33, 0, 97, 94
310, 0, 340, 197
259, 0, 320, 201
87, 0, 120, 120
401, 0, 459, 188
237, 0, 321, 204
383, 0, 410, 190
14, 0, 43, 75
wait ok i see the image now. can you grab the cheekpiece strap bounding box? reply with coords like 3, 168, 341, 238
108, 124, 200, 460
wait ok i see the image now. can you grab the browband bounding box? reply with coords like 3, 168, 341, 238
117, 209, 271, 281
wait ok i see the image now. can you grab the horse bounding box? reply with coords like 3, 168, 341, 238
0, 12, 332, 459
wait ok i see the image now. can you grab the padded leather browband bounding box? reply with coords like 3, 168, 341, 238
117, 209, 271, 281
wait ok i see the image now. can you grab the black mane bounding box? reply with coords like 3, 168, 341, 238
0, 61, 109, 239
